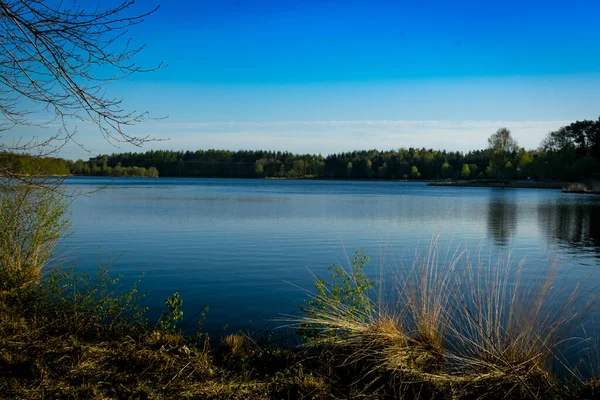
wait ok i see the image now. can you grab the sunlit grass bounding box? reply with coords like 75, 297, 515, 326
293, 237, 600, 398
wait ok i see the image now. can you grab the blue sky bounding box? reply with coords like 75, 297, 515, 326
8, 0, 600, 158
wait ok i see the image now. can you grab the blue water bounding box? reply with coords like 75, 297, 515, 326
58, 177, 600, 338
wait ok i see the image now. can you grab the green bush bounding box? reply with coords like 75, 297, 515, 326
297, 249, 376, 342
32, 262, 149, 337
0, 184, 70, 294
158, 292, 184, 333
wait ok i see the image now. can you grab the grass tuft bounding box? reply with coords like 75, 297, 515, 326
294, 238, 600, 399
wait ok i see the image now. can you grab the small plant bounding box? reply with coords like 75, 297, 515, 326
297, 249, 377, 342
192, 305, 210, 345
158, 292, 184, 333
36, 260, 149, 336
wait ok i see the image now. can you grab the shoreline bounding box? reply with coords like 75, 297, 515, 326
427, 180, 572, 190
60, 175, 600, 194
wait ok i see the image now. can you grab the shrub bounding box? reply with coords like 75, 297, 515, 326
296, 249, 376, 342
158, 292, 184, 333
0, 184, 70, 294
33, 261, 149, 337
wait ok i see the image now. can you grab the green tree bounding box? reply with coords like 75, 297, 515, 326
468, 163, 479, 178
503, 161, 515, 180
441, 162, 453, 179
460, 164, 471, 179
411, 165, 421, 179
346, 162, 353, 178
365, 159, 373, 178
488, 128, 518, 179
517, 150, 533, 178
254, 161, 264, 177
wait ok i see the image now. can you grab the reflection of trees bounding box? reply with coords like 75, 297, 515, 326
537, 202, 600, 251
486, 190, 518, 246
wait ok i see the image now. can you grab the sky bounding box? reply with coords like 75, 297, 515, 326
6, 0, 600, 159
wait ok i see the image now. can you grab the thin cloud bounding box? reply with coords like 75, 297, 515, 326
140, 119, 571, 129
124, 119, 568, 154
16, 119, 570, 159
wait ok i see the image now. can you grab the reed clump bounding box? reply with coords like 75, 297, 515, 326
295, 241, 600, 399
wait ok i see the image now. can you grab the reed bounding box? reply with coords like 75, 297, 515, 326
295, 239, 600, 399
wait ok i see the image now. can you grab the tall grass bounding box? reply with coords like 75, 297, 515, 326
295, 238, 600, 398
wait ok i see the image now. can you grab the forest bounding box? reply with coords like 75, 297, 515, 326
4, 117, 600, 181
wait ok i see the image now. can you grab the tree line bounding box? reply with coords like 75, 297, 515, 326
0, 153, 158, 178
71, 117, 600, 181
4, 117, 600, 181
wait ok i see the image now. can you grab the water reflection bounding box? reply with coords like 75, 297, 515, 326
486, 189, 518, 246
62, 178, 600, 337
537, 199, 600, 255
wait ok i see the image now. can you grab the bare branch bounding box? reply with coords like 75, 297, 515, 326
0, 0, 164, 157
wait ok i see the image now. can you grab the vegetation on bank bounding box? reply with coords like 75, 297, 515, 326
3, 242, 600, 399
4, 117, 600, 183
72, 118, 600, 181
0, 153, 158, 178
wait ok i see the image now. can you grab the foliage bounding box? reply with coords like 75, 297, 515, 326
37, 262, 149, 336
487, 127, 519, 179
441, 161, 453, 179
72, 157, 159, 177
411, 165, 421, 179
6, 116, 600, 182
297, 249, 376, 342
0, 184, 70, 293
488, 127, 519, 154
158, 292, 184, 333
0, 153, 71, 176
460, 163, 471, 179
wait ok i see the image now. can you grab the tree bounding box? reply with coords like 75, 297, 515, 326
468, 163, 479, 178
411, 165, 421, 179
0, 0, 161, 178
460, 164, 471, 179
502, 161, 515, 180
365, 159, 373, 178
0, 1, 159, 291
488, 128, 518, 179
254, 161, 264, 177
517, 150, 533, 178
441, 162, 453, 179
540, 127, 575, 153
488, 128, 519, 155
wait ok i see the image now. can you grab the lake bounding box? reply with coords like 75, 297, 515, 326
59, 177, 600, 338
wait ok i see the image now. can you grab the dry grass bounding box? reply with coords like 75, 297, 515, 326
295, 239, 600, 399
0, 287, 325, 400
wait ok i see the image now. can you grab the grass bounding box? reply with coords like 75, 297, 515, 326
2, 238, 600, 398
292, 241, 600, 399
0, 266, 328, 399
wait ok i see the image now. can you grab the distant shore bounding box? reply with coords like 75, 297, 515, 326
61, 175, 600, 194
427, 180, 571, 190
